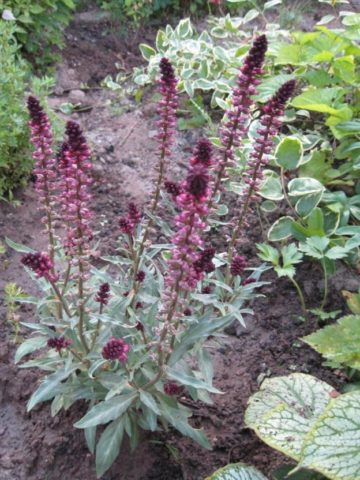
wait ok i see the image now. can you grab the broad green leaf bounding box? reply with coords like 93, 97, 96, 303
74, 393, 136, 428
27, 365, 76, 411
291, 88, 346, 116
15, 336, 47, 364
256, 74, 295, 102
275, 137, 303, 170
299, 236, 329, 259
268, 216, 294, 241
303, 315, 360, 370
95, 418, 124, 478
300, 391, 360, 479
205, 462, 268, 479
245, 373, 333, 460
342, 290, 360, 315
272, 464, 325, 479
257, 243, 280, 266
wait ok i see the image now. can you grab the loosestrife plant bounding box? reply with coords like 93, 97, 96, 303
12, 37, 296, 478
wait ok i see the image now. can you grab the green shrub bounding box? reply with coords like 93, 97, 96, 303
0, 0, 75, 66
0, 19, 31, 199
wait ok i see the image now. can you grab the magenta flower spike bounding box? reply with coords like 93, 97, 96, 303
27, 96, 57, 261
210, 35, 268, 207
226, 80, 297, 276
150, 58, 178, 215
166, 138, 213, 295
242, 80, 297, 199
58, 121, 93, 267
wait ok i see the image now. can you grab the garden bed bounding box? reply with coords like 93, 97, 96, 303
0, 6, 359, 480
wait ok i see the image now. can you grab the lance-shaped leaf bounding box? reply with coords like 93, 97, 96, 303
15, 336, 48, 364
299, 390, 360, 480
74, 393, 136, 429
205, 462, 268, 479
96, 418, 124, 478
245, 373, 333, 460
27, 364, 76, 411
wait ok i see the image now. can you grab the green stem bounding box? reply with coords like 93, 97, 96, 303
49, 281, 72, 318
320, 259, 329, 310
289, 276, 307, 318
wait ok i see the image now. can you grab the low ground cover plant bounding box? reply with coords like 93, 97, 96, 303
0, 18, 31, 199
0, 0, 75, 66
10, 36, 302, 477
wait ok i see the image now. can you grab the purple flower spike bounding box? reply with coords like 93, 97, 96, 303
58, 121, 93, 265
27, 96, 57, 259
102, 337, 130, 362
95, 283, 111, 305
156, 58, 178, 168
242, 80, 297, 199
211, 35, 268, 204
166, 139, 213, 293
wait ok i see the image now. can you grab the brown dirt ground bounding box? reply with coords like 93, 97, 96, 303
1, 6, 359, 480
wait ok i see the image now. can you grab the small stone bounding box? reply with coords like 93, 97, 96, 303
68, 89, 86, 104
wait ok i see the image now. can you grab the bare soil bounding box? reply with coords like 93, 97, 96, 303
0, 7, 359, 480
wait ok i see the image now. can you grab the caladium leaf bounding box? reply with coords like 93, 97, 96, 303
299, 390, 360, 480
245, 373, 333, 460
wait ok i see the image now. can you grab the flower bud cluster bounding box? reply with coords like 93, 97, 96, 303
164, 381, 183, 396
21, 252, 57, 281
47, 336, 71, 352
102, 337, 130, 362
119, 202, 142, 235
95, 283, 111, 305
230, 255, 247, 276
